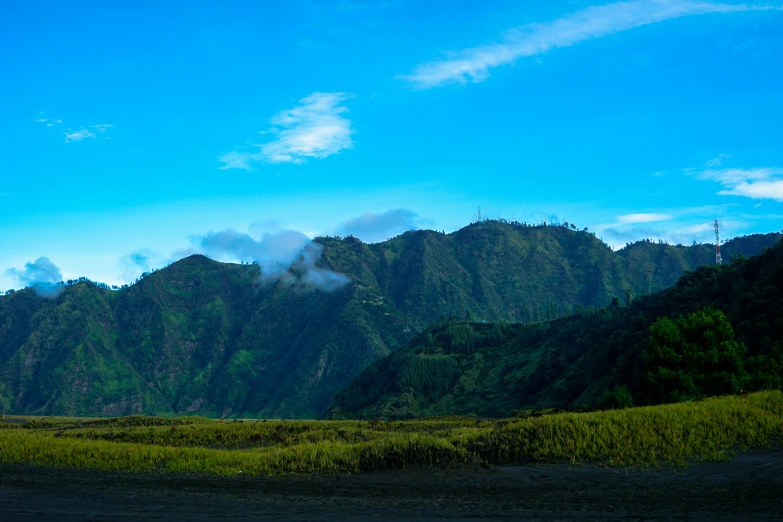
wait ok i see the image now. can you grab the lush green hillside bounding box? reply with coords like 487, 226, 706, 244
326, 237, 783, 419
1, 221, 779, 418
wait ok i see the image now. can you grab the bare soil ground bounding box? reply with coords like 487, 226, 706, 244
1, 448, 782, 521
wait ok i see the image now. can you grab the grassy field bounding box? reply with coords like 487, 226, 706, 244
1, 391, 781, 476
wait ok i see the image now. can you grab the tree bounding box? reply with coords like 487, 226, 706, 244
597, 384, 633, 409
638, 307, 747, 404
745, 341, 783, 391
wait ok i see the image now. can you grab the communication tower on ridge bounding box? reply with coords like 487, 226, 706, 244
714, 220, 722, 265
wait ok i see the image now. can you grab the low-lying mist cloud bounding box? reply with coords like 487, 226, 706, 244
335, 209, 433, 243
281, 242, 350, 291
4, 257, 64, 298
194, 228, 349, 291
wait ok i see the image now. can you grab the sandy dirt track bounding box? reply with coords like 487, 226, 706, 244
1, 448, 782, 520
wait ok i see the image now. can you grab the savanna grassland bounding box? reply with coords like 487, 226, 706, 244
1, 390, 781, 477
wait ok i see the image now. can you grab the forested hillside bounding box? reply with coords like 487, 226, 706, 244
0, 221, 779, 418
326, 237, 783, 419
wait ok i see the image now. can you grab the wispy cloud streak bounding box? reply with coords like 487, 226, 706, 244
617, 213, 673, 224
400, 0, 778, 89
591, 209, 754, 248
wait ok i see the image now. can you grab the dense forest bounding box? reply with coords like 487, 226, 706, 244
326, 238, 783, 419
0, 220, 780, 418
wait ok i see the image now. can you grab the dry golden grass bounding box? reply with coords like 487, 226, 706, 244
1, 391, 780, 476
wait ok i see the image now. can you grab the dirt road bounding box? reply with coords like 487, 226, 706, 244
1, 448, 782, 520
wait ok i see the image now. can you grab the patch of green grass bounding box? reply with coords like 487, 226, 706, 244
0, 391, 780, 476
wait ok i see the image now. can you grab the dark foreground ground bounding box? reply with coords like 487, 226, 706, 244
1, 448, 782, 521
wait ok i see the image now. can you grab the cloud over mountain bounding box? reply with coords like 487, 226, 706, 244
4, 257, 63, 298
194, 228, 349, 291
335, 209, 433, 243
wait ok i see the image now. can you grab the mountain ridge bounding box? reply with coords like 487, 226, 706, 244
1, 221, 780, 418
326, 236, 783, 419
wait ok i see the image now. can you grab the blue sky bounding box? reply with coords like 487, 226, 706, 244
2, 0, 783, 290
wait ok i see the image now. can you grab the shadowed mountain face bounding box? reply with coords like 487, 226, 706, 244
326, 238, 783, 420
0, 221, 779, 418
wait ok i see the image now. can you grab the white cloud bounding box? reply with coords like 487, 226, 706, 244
118, 250, 166, 282
63, 124, 113, 143
34, 117, 63, 127
34, 114, 113, 143
594, 208, 746, 248
400, 0, 778, 89
675, 222, 713, 234
600, 219, 735, 249
617, 212, 673, 224
699, 167, 783, 202
64, 128, 97, 142
218, 151, 254, 171
220, 92, 354, 169
704, 153, 730, 167
335, 208, 434, 242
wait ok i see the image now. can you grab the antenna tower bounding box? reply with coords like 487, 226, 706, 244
714, 220, 722, 265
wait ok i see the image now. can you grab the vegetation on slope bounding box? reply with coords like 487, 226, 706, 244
327, 239, 783, 419
637, 307, 749, 404
0, 221, 779, 418
0, 391, 780, 475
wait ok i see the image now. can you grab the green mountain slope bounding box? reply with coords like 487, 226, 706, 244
1, 221, 780, 418
326, 238, 783, 419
